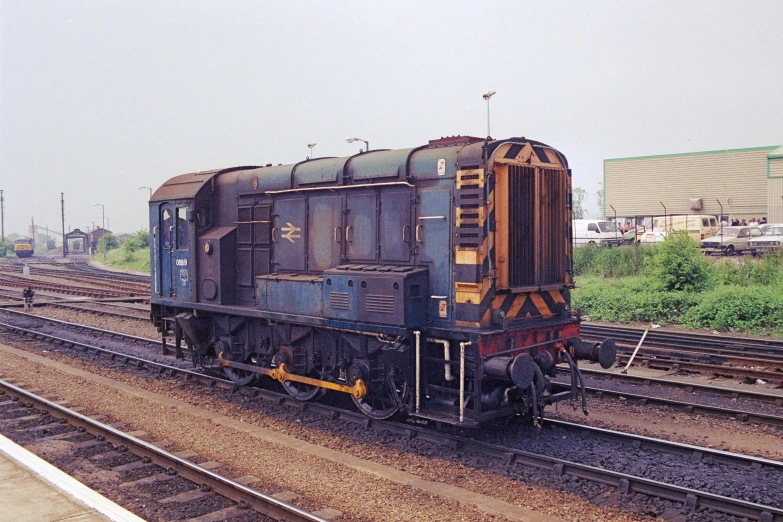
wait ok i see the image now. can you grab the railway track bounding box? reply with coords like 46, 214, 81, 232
0, 379, 328, 522
3, 305, 782, 424
583, 323, 783, 359
551, 380, 783, 427
581, 323, 783, 382
0, 272, 138, 299
564, 366, 783, 406
2, 317, 783, 521
0, 265, 149, 294
0, 289, 149, 321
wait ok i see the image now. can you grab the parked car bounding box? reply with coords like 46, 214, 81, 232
700, 226, 763, 256
623, 226, 646, 243
748, 224, 783, 255
573, 219, 624, 247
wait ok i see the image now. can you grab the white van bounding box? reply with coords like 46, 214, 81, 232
639, 214, 720, 244
572, 219, 623, 247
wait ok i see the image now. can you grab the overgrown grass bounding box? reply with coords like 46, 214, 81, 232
94, 247, 150, 273
572, 239, 783, 335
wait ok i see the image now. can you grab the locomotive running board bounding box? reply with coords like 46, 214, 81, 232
216, 353, 367, 399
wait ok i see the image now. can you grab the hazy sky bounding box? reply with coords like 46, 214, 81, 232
2, 1, 782, 237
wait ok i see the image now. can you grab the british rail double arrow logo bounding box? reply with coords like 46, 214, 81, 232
281, 223, 301, 243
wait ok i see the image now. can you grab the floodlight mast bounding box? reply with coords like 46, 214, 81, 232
345, 137, 369, 152
482, 91, 496, 139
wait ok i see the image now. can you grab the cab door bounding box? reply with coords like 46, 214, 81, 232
416, 188, 452, 324
159, 204, 175, 297
173, 206, 193, 301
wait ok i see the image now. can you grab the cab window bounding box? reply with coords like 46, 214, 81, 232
162, 209, 172, 249
195, 203, 212, 232
177, 208, 189, 249
587, 223, 599, 232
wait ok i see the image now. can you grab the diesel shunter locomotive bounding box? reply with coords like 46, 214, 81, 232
14, 237, 35, 258
150, 135, 616, 426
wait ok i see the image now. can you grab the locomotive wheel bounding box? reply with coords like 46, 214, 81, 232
352, 376, 407, 420
281, 370, 326, 401
223, 355, 261, 387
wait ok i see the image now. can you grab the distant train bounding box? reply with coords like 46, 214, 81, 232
149, 135, 616, 426
14, 237, 34, 258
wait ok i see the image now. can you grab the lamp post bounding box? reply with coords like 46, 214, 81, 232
94, 203, 105, 261
345, 137, 369, 152
307, 143, 317, 158
482, 91, 496, 139
138, 186, 152, 199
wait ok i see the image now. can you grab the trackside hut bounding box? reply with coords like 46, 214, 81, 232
603, 146, 782, 225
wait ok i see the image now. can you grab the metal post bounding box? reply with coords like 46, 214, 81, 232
31, 217, 35, 248
482, 91, 496, 138
1, 189, 4, 242
716, 199, 724, 255
610, 204, 618, 243
622, 322, 653, 373
459, 341, 471, 423
61, 193, 66, 257
414, 331, 421, 413
659, 201, 667, 237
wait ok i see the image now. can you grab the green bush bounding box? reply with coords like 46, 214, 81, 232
712, 253, 783, 287
573, 243, 655, 278
0, 240, 11, 257
97, 233, 120, 252
682, 285, 783, 331
123, 229, 150, 253
573, 276, 698, 324
653, 231, 712, 292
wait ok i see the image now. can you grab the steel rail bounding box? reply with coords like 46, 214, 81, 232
20, 267, 150, 293
567, 366, 783, 406
614, 353, 783, 382
3, 317, 783, 520
582, 324, 783, 356
0, 308, 159, 349
551, 381, 783, 427
0, 380, 328, 522
612, 345, 783, 368
0, 273, 133, 299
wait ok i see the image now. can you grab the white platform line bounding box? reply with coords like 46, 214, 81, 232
0, 433, 145, 522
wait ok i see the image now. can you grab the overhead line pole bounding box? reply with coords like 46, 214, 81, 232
61, 193, 66, 257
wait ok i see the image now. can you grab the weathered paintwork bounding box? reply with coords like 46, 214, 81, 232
149, 135, 614, 426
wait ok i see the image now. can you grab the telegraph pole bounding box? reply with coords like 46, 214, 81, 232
61, 193, 66, 257
1, 189, 4, 242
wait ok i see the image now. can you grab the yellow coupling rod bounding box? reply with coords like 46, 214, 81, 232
217, 354, 367, 399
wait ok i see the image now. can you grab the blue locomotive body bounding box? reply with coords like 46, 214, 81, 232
150, 136, 615, 425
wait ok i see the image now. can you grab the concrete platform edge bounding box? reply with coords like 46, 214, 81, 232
0, 432, 145, 522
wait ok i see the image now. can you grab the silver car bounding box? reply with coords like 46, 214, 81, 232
700, 226, 763, 256
748, 224, 783, 255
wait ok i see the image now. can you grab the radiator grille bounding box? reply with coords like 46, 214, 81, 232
508, 165, 536, 287
329, 292, 350, 310
507, 165, 566, 287
365, 294, 395, 314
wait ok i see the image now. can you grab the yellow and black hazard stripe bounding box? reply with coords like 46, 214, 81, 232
454, 168, 491, 326
486, 288, 569, 322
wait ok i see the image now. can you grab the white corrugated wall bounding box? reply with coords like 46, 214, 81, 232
768, 157, 783, 223
604, 147, 777, 220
